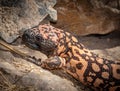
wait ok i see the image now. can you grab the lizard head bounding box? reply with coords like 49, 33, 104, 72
22, 24, 64, 56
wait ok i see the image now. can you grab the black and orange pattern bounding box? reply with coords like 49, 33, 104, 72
22, 24, 120, 91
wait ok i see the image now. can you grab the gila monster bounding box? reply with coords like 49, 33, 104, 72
22, 24, 120, 91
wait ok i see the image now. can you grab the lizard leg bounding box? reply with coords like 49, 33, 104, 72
41, 56, 66, 70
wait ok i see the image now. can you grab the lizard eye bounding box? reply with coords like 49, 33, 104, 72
35, 34, 42, 41
29, 31, 35, 38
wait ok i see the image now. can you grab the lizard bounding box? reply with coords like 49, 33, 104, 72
22, 24, 120, 91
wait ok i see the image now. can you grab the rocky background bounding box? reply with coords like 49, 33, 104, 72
0, 0, 120, 91
0, 0, 57, 43
53, 0, 120, 35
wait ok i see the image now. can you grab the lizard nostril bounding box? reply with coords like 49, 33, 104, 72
22, 30, 33, 43
22, 29, 35, 40
117, 69, 120, 74
22, 32, 29, 41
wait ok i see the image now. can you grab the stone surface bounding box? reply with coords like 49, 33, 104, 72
0, 0, 57, 43
0, 45, 80, 91
91, 46, 120, 61
90, 0, 120, 13
52, 0, 120, 35
1, 0, 120, 43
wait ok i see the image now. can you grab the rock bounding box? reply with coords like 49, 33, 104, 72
91, 46, 120, 61
0, 0, 57, 43
0, 45, 79, 91
90, 0, 120, 14
52, 0, 120, 35
0, 61, 78, 91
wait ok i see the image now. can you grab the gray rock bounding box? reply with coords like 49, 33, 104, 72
0, 45, 79, 91
0, 0, 57, 43
91, 46, 120, 61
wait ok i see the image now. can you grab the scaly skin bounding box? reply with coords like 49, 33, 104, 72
22, 24, 120, 91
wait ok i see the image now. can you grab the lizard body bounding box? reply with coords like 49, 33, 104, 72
22, 24, 120, 91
